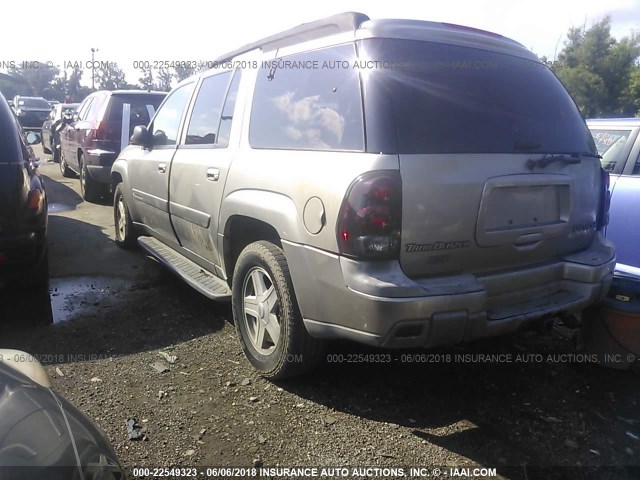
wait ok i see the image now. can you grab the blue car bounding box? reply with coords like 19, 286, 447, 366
588, 118, 640, 278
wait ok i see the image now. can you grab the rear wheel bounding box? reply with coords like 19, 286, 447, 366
42, 135, 51, 154
79, 155, 101, 203
113, 184, 138, 249
59, 151, 74, 177
232, 241, 324, 379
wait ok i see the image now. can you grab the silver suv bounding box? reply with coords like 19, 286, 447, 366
112, 13, 615, 378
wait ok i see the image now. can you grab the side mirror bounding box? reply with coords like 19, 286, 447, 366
25, 131, 41, 145
130, 125, 151, 148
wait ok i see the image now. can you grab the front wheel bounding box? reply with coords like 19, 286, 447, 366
232, 241, 324, 379
113, 184, 138, 249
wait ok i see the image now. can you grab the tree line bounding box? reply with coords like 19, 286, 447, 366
0, 62, 206, 102
1, 17, 638, 117
548, 16, 640, 118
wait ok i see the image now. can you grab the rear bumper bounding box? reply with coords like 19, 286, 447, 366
85, 149, 118, 185
285, 234, 615, 348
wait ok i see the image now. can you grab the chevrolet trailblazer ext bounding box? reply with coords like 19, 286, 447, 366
111, 13, 615, 378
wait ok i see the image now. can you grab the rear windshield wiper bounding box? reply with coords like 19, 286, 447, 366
526, 152, 599, 170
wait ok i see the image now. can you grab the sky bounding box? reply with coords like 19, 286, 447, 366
1, 0, 639, 86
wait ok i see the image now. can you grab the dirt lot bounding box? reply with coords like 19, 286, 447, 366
1, 146, 639, 480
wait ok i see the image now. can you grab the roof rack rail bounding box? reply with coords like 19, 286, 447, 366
215, 12, 370, 62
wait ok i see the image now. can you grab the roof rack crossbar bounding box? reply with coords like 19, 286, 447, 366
215, 12, 369, 62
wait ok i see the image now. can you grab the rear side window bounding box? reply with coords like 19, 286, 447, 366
76, 98, 93, 120
589, 129, 633, 172
85, 95, 106, 121
249, 44, 364, 151
360, 39, 595, 155
107, 94, 165, 139
185, 71, 234, 146
217, 71, 241, 147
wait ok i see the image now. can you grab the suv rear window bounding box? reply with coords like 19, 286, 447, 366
360, 39, 595, 155
18, 98, 50, 109
106, 94, 165, 138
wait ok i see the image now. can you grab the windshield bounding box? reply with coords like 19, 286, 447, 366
359, 38, 595, 155
589, 129, 633, 172
19, 98, 50, 109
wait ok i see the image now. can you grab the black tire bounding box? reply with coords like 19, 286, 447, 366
79, 155, 101, 203
113, 183, 138, 249
232, 241, 324, 379
42, 138, 51, 154
59, 151, 74, 177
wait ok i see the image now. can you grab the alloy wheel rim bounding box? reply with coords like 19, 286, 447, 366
116, 197, 127, 240
242, 267, 281, 355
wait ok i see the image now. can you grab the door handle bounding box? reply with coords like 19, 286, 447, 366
206, 168, 220, 182
158, 163, 167, 173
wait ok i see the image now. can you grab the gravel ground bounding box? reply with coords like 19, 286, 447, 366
0, 155, 639, 480
2, 276, 639, 480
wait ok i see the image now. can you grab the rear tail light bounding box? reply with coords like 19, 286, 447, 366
27, 189, 45, 214
597, 168, 611, 231
337, 171, 402, 260
94, 121, 109, 140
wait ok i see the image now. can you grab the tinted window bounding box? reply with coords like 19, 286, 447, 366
107, 94, 165, 139
218, 71, 242, 147
151, 84, 195, 146
589, 129, 633, 172
20, 98, 49, 109
186, 71, 233, 145
84, 95, 105, 121
360, 39, 595, 155
76, 98, 93, 120
634, 152, 640, 176
250, 45, 364, 151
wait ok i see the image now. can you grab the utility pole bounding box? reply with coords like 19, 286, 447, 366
91, 48, 99, 90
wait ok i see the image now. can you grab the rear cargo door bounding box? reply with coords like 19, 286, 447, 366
360, 38, 600, 278
398, 154, 600, 277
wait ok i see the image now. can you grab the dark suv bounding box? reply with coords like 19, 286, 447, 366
12, 96, 51, 130
60, 90, 166, 202
0, 91, 50, 322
